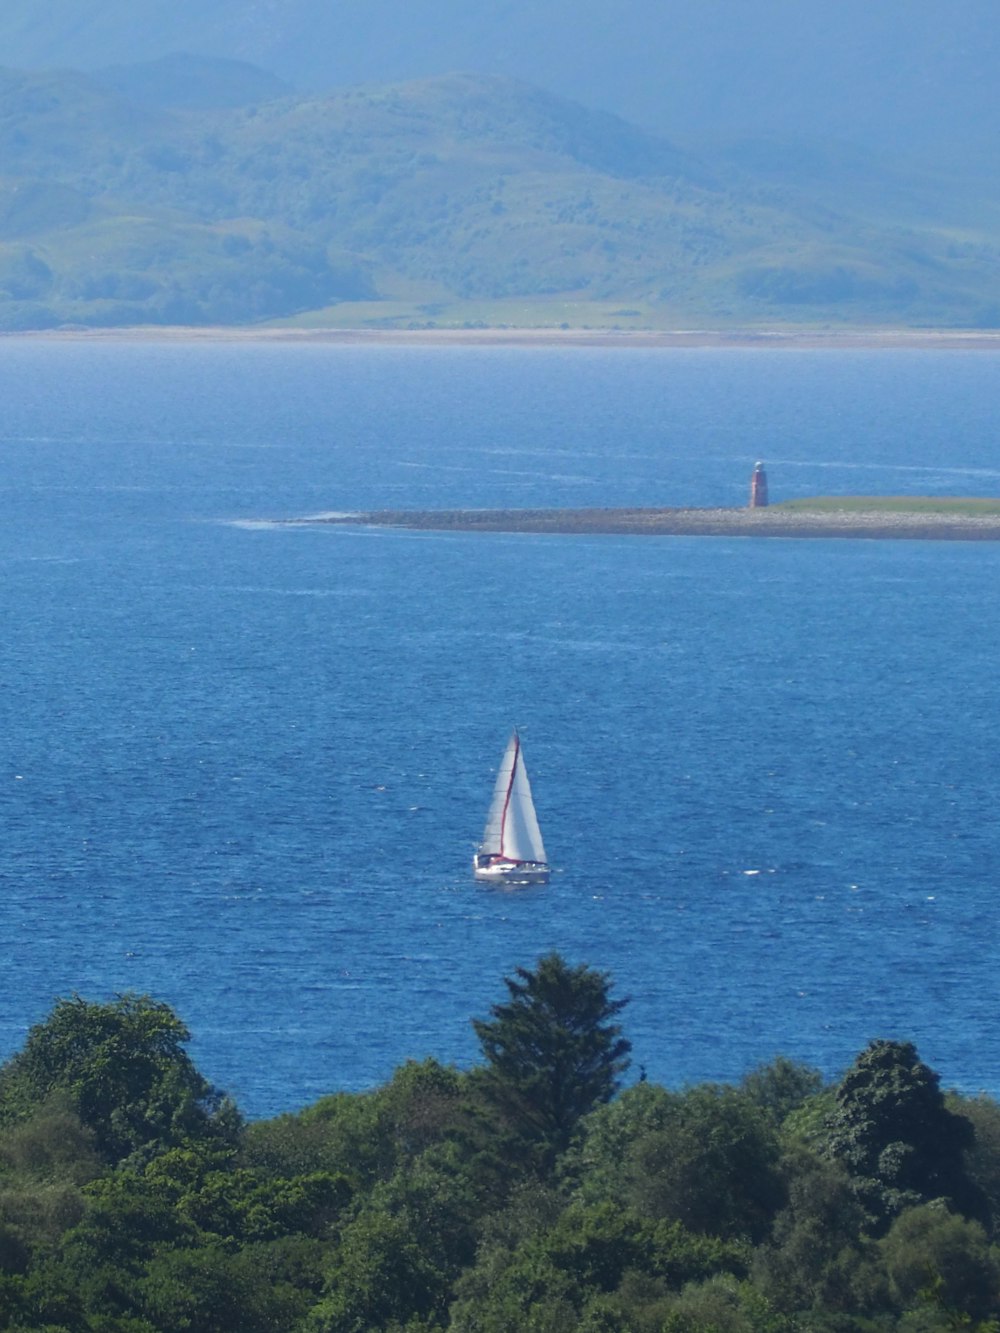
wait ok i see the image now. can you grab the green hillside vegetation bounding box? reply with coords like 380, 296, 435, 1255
3, 954, 1000, 1331
3, 61, 1000, 329
1, 0, 998, 177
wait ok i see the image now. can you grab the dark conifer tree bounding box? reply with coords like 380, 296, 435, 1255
471, 953, 631, 1171
824, 1038, 984, 1234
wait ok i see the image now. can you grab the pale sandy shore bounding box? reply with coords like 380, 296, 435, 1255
14, 324, 1000, 351
295, 506, 1000, 541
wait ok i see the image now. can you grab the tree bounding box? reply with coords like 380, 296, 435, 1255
824, 1040, 983, 1235
305, 1209, 450, 1333
570, 1081, 675, 1203
755, 1145, 876, 1318
659, 1273, 797, 1333
244, 1058, 467, 1195
950, 1092, 1000, 1241
626, 1086, 786, 1243
573, 1080, 785, 1244
0, 994, 239, 1165
880, 1204, 1000, 1324
138, 1242, 303, 1333
471, 954, 631, 1172
740, 1057, 825, 1129
449, 1202, 748, 1333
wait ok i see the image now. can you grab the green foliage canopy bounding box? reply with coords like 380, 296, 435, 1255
1, 980, 999, 1331
0, 994, 239, 1166
824, 1039, 983, 1235
573, 1081, 786, 1243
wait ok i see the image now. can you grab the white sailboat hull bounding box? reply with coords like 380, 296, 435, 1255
473, 854, 550, 885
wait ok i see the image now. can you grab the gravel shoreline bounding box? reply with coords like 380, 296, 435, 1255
299, 507, 1000, 541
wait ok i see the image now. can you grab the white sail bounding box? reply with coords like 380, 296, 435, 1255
480, 731, 547, 864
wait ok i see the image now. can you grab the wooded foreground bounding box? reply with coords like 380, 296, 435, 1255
1, 952, 999, 1332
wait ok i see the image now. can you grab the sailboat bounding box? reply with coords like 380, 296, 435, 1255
473, 731, 549, 884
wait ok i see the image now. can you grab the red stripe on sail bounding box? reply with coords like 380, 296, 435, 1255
499, 733, 519, 859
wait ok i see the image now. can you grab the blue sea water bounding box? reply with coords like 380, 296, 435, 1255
2, 337, 1000, 1118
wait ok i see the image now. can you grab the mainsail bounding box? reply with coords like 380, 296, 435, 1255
480, 731, 547, 865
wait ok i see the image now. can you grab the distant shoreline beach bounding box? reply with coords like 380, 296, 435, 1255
13, 325, 1000, 351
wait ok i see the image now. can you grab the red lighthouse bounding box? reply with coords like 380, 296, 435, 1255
749, 461, 768, 508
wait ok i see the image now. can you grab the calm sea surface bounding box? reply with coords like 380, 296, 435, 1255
2, 337, 1000, 1117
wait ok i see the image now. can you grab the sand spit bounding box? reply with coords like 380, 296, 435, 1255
295, 506, 1000, 541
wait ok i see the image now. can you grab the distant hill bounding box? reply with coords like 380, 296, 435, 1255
2, 65, 1000, 330
1, 0, 1000, 171
96, 53, 290, 110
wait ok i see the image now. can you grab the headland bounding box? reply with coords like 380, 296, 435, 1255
295, 499, 1000, 542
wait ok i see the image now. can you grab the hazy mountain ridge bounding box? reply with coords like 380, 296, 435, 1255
3, 0, 1000, 169
97, 53, 290, 110
2, 61, 1000, 330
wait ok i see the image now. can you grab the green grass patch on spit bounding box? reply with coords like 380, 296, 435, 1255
773, 495, 1000, 516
